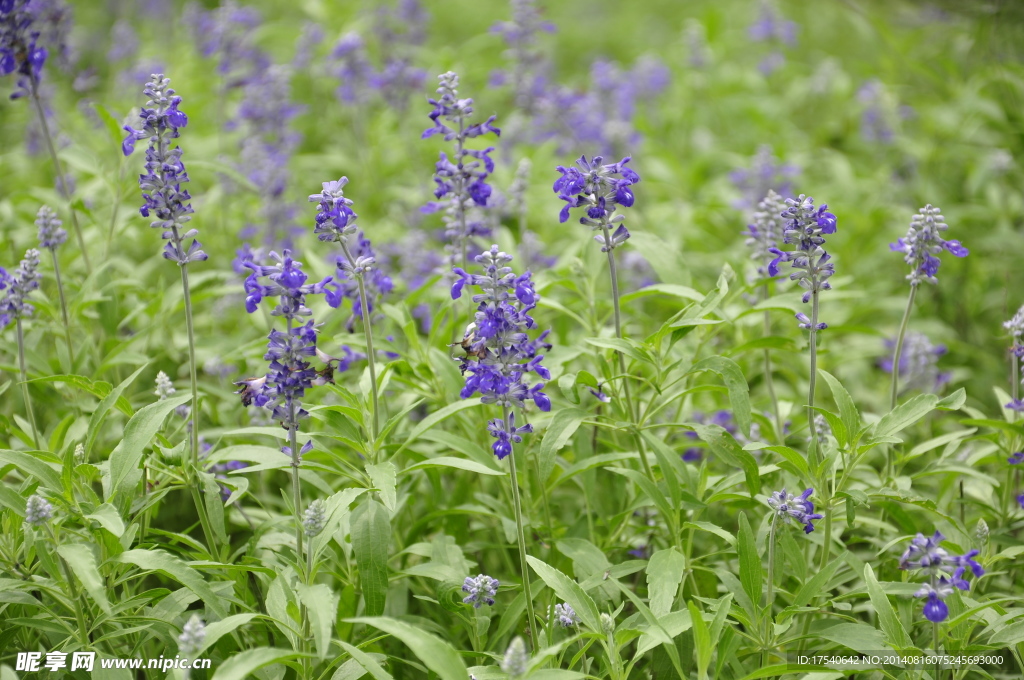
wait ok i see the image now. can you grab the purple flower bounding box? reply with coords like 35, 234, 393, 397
552, 603, 578, 628
0, 248, 40, 328
769, 194, 837, 329
554, 154, 639, 251
487, 412, 534, 459
914, 571, 969, 623
744, 191, 787, 274
899, 531, 985, 579
767, 488, 822, 533
35, 205, 66, 250
462, 574, 499, 608
748, 0, 797, 45
422, 72, 501, 268
0, 0, 50, 99
879, 332, 951, 395
731, 147, 799, 212
183, 0, 267, 88
123, 74, 207, 266
890, 204, 966, 286
490, 0, 555, 113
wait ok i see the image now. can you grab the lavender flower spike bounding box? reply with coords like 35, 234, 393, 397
890, 204, 967, 286
35, 205, 66, 250
462, 574, 499, 608
553, 154, 639, 251
767, 488, 823, 533
0, 248, 41, 328
123, 74, 208, 266
744, 190, 787, 276
768, 194, 837, 317
0, 0, 50, 99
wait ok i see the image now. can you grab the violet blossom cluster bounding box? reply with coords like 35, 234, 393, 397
879, 332, 951, 394
309, 178, 394, 329
1005, 305, 1024, 412
123, 74, 207, 266
768, 195, 837, 330
452, 246, 551, 459
767, 488, 822, 534
0, 248, 41, 328
372, 0, 428, 110
0, 0, 49, 99
35, 205, 66, 250
899, 531, 984, 622
490, 0, 555, 113
731, 147, 799, 212
422, 71, 501, 267
744, 190, 787, 276
236, 251, 333, 437
748, 0, 797, 75
553, 154, 639, 251
462, 573, 499, 608
890, 204, 968, 286
183, 0, 267, 89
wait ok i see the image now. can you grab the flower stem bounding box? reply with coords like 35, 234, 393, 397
600, 228, 657, 487
179, 263, 217, 553
505, 404, 539, 648
49, 249, 75, 366
16, 320, 40, 450
807, 290, 821, 468
29, 77, 91, 274
339, 241, 380, 447
763, 287, 782, 441
762, 514, 778, 669
885, 285, 917, 481
47, 525, 89, 646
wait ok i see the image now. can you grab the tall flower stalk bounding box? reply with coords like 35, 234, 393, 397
310, 178, 388, 444
1, 1, 90, 271
422, 71, 501, 271
553, 155, 653, 480
237, 251, 333, 563
122, 74, 214, 549
452, 245, 552, 646
888, 204, 967, 410
1, 249, 43, 449
745, 190, 788, 439
36, 205, 73, 365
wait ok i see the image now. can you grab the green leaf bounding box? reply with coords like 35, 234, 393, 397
85, 503, 125, 538
818, 370, 860, 445
737, 514, 762, 615
312, 488, 366, 564
621, 283, 703, 304
347, 617, 468, 680
106, 393, 192, 502
989, 620, 1024, 646
117, 549, 227, 617
335, 642, 393, 680
210, 648, 304, 680
394, 399, 485, 456
689, 356, 751, 437
789, 552, 845, 610
863, 564, 912, 649
607, 467, 677, 523
297, 582, 340, 660
538, 407, 587, 483
402, 456, 504, 476
872, 394, 938, 441
0, 450, 62, 492
936, 388, 966, 410
525, 555, 602, 633
28, 374, 134, 416
688, 600, 711, 680
192, 614, 259, 657
56, 543, 111, 615
351, 499, 390, 616
85, 364, 147, 462
584, 337, 651, 364
628, 232, 689, 286
646, 548, 686, 617
691, 424, 760, 495
366, 462, 397, 514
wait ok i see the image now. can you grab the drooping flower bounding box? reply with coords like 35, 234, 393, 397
767, 488, 822, 533
35, 205, 66, 250
890, 204, 967, 286
879, 332, 951, 394
25, 494, 53, 526
914, 570, 969, 623
462, 574, 499, 608
452, 246, 551, 458
0, 248, 41, 328
123, 74, 207, 266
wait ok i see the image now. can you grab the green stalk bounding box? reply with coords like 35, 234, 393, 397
48, 249, 75, 366
339, 241, 380, 447
16, 320, 41, 450
28, 77, 91, 274
763, 284, 782, 441
885, 286, 917, 481
599, 226, 657, 488
505, 404, 539, 648
762, 514, 778, 670
47, 525, 89, 646
807, 290, 822, 468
